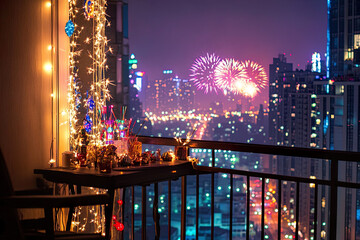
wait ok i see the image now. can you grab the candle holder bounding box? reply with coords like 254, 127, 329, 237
98, 144, 117, 173
99, 159, 112, 173
175, 145, 189, 160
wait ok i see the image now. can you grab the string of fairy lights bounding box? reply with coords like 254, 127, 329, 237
88, 0, 112, 147
67, 0, 83, 150
65, 0, 115, 234
67, 0, 111, 150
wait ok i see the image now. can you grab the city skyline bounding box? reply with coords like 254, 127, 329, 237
129, 0, 327, 106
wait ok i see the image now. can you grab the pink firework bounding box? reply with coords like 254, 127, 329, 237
214, 58, 247, 93
241, 60, 268, 91
189, 53, 222, 94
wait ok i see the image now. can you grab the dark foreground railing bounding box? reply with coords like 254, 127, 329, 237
133, 136, 360, 240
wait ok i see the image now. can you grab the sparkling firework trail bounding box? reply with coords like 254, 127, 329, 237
241, 60, 268, 92
214, 58, 247, 93
189, 53, 222, 94
242, 81, 259, 98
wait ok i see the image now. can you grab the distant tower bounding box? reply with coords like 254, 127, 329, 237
106, 0, 129, 118
328, 0, 360, 77
128, 54, 143, 122
268, 54, 293, 145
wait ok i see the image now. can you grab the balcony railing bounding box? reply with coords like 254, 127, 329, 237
124, 136, 360, 240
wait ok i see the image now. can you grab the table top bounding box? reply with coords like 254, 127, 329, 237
34, 160, 196, 189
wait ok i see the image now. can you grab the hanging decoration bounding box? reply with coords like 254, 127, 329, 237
68, 0, 84, 151
84, 0, 95, 19
87, 0, 111, 147
65, 20, 75, 37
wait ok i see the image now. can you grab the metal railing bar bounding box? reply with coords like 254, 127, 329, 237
211, 149, 215, 240
246, 175, 250, 240
138, 136, 360, 162
314, 183, 318, 240
261, 177, 265, 240
154, 183, 160, 240
330, 160, 338, 240
194, 164, 360, 189
141, 186, 146, 240
278, 180, 282, 240
131, 186, 134, 240
193, 165, 331, 186
196, 174, 199, 240
229, 173, 233, 240
121, 188, 125, 240
295, 182, 299, 240
168, 180, 171, 240
211, 172, 215, 240
181, 176, 186, 240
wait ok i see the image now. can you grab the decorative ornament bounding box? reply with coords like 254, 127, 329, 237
65, 20, 75, 37
84, 0, 95, 19
113, 222, 124, 231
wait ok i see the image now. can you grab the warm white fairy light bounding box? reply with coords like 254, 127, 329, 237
67, 0, 110, 232
87, 0, 111, 147
68, 0, 83, 150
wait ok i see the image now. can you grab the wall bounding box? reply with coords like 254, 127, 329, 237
0, 0, 53, 190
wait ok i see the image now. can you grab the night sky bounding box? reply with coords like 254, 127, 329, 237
128, 0, 327, 108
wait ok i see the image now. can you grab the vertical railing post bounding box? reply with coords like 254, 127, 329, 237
196, 174, 199, 240
131, 186, 134, 240
330, 159, 338, 240
246, 175, 250, 240
278, 180, 282, 240
141, 186, 146, 240
168, 180, 171, 240
153, 183, 160, 240
211, 149, 215, 240
295, 182, 299, 240
314, 183, 318, 240
261, 178, 265, 240
181, 176, 187, 240
229, 173, 233, 240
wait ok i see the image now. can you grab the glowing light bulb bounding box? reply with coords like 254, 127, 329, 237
47, 45, 52, 51
44, 63, 52, 73
46, 1, 51, 7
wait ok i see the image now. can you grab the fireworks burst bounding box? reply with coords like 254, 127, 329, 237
189, 53, 222, 94
241, 60, 268, 91
214, 58, 247, 93
242, 81, 259, 98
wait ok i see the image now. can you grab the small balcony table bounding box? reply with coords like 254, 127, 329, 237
34, 160, 196, 240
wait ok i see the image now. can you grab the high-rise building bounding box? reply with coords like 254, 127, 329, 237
328, 0, 360, 78
328, 1, 360, 238
106, 0, 129, 118
128, 54, 144, 124
144, 70, 194, 114
269, 56, 330, 239
269, 54, 293, 145
314, 79, 360, 239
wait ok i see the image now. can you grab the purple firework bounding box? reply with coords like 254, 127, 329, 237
190, 53, 222, 94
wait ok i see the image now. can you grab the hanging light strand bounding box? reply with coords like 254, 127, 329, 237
68, 0, 84, 151
88, 0, 111, 146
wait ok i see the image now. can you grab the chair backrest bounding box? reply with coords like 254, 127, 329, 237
0, 148, 24, 240
0, 148, 14, 197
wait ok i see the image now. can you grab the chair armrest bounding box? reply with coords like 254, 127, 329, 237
0, 193, 110, 208
14, 188, 53, 196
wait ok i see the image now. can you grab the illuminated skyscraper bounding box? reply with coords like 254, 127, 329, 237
106, 0, 129, 118
144, 70, 194, 114
128, 54, 144, 123
269, 56, 330, 239
328, 0, 360, 78
269, 54, 293, 145
314, 79, 360, 239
